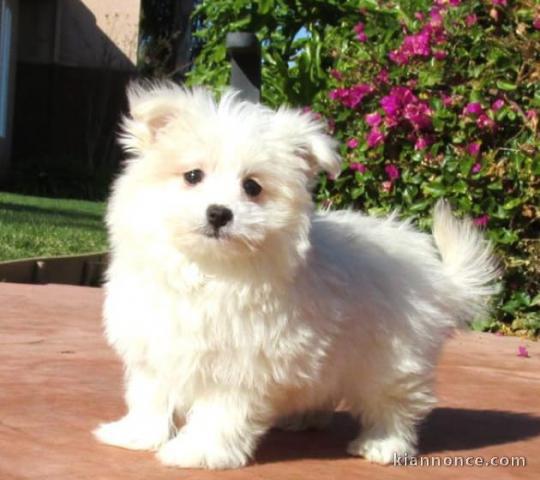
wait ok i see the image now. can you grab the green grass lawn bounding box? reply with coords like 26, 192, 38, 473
0, 192, 108, 261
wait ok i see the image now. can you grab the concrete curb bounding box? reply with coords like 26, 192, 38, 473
0, 251, 108, 287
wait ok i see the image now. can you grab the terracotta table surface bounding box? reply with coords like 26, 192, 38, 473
1, 282, 539, 480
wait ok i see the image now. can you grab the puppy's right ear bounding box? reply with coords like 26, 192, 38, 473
119, 81, 193, 155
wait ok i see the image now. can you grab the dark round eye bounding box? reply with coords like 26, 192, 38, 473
243, 178, 262, 197
184, 169, 204, 185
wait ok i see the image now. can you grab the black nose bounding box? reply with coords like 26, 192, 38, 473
206, 204, 233, 229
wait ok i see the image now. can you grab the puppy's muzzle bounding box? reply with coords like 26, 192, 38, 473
206, 205, 233, 234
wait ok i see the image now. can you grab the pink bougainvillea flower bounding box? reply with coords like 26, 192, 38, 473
365, 112, 383, 127
405, 31, 431, 57
388, 49, 409, 65
466, 14, 478, 26
381, 180, 393, 192
380, 86, 415, 117
526, 109, 538, 121
525, 110, 538, 132
354, 22, 368, 42
414, 137, 428, 150
463, 102, 484, 116
491, 0, 507, 6
467, 142, 481, 156
396, 86, 416, 105
328, 88, 345, 100
366, 127, 385, 148
441, 93, 454, 107
473, 214, 489, 227
434, 50, 447, 60
390, 29, 436, 65
381, 94, 402, 117
350, 162, 367, 174
347, 84, 375, 108
414, 135, 433, 150
381, 87, 433, 134
429, 7, 444, 27
517, 345, 530, 358
415, 12, 425, 21
385, 164, 400, 181
534, 17, 540, 30
438, 0, 461, 6
476, 113, 496, 130
376, 68, 390, 84
357, 32, 368, 42
330, 69, 343, 80
491, 99, 505, 112
404, 101, 432, 130
346, 138, 359, 149
329, 84, 374, 109
384, 115, 399, 129
471, 162, 482, 174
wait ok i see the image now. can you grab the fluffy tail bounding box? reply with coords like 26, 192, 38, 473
432, 200, 500, 325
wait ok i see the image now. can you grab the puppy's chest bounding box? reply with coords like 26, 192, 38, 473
168, 280, 291, 348
144, 280, 325, 389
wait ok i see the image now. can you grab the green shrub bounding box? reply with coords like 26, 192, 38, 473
189, 0, 540, 336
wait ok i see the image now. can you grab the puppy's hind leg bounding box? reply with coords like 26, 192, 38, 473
275, 410, 334, 432
346, 375, 436, 465
94, 367, 173, 451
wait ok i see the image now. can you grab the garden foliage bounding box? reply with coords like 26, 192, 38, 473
189, 0, 540, 336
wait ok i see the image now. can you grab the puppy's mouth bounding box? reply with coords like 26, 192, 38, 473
203, 227, 230, 240
198, 226, 263, 253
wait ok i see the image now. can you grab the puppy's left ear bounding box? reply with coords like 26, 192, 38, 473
272, 108, 342, 178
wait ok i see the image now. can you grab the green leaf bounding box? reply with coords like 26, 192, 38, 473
351, 187, 365, 199
409, 200, 431, 213
423, 181, 446, 197
503, 198, 522, 210
496, 80, 517, 91
258, 0, 274, 14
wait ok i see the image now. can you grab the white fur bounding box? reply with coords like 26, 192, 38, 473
94, 83, 499, 468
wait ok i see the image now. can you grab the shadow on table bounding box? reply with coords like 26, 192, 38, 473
419, 407, 540, 454
255, 408, 540, 464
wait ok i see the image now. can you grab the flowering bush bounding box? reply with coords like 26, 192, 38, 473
190, 0, 540, 336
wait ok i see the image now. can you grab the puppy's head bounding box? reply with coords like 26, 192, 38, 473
110, 82, 340, 265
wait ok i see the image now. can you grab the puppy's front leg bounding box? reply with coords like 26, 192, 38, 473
94, 367, 172, 451
157, 393, 268, 469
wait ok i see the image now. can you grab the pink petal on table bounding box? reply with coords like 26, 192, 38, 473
517, 345, 530, 358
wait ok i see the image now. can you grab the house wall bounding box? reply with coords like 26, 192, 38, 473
57, 0, 140, 70
17, 0, 140, 70
0, 0, 19, 179
6, 0, 140, 197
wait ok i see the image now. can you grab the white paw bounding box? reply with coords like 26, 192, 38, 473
156, 432, 248, 470
93, 415, 170, 451
347, 434, 417, 465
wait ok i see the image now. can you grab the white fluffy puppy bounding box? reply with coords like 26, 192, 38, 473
94, 82, 498, 469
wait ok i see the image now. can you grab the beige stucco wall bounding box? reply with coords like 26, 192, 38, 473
18, 0, 140, 70
58, 0, 140, 69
